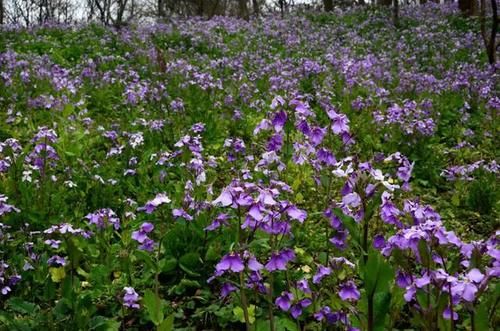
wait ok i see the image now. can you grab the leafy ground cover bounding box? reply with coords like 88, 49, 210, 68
0, 3, 498, 330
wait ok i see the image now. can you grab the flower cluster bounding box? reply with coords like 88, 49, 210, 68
85, 208, 120, 230
131, 222, 155, 251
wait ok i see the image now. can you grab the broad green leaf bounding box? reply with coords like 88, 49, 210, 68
233, 305, 255, 324
143, 289, 164, 326
373, 292, 391, 330
474, 299, 489, 330
179, 252, 202, 276
134, 250, 157, 270
160, 257, 178, 273
158, 314, 174, 331
89, 316, 121, 331
276, 316, 299, 331
6, 298, 37, 314
418, 240, 431, 268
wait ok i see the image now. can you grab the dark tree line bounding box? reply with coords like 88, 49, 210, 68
0, 0, 497, 64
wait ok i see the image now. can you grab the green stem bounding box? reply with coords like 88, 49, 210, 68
239, 272, 251, 331
368, 290, 374, 331
268, 273, 275, 331
155, 235, 164, 322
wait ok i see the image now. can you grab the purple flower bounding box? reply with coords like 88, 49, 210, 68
172, 208, 193, 221
314, 306, 339, 324
342, 192, 361, 208
271, 95, 285, 109
467, 268, 484, 283
0, 195, 20, 216
220, 283, 237, 298
380, 192, 401, 227
297, 279, 312, 294
290, 299, 312, 319
415, 274, 431, 288
272, 110, 287, 132
395, 270, 412, 288
213, 189, 233, 207
373, 234, 386, 250
329, 111, 350, 134
132, 222, 154, 243
138, 193, 171, 214
443, 307, 458, 320
339, 281, 360, 301
265, 249, 295, 272
404, 285, 416, 302
247, 256, 264, 271
317, 148, 336, 165
138, 238, 155, 252
205, 213, 230, 231
275, 291, 294, 311
309, 127, 327, 146
216, 253, 244, 273
44, 239, 62, 249
267, 133, 283, 152
85, 208, 120, 230
313, 265, 331, 284
47, 255, 66, 267
123, 287, 140, 309
286, 205, 307, 223
245, 271, 267, 293
452, 281, 478, 302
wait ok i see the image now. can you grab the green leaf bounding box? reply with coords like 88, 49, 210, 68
418, 240, 431, 268
363, 249, 394, 295
6, 298, 37, 315
233, 306, 245, 323
373, 292, 391, 330
474, 299, 489, 330
62, 104, 75, 117
178, 263, 201, 277
89, 316, 121, 331
232, 305, 255, 324
363, 251, 379, 295
143, 289, 164, 326
160, 257, 178, 273
134, 250, 157, 271
276, 316, 299, 331
204, 245, 219, 261
158, 314, 174, 331
179, 279, 201, 288
179, 252, 202, 276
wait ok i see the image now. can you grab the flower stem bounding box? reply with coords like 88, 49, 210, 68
239, 271, 251, 331
268, 273, 275, 331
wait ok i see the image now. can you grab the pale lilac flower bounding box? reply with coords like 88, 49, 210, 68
123, 287, 140, 309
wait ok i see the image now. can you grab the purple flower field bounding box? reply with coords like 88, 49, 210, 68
0, 2, 498, 330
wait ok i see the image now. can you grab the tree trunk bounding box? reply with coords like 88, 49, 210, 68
378, 0, 393, 5
459, 0, 477, 16
115, 0, 128, 27
158, 0, 165, 18
197, 0, 204, 16
238, 0, 249, 20
252, 0, 259, 16
323, 0, 333, 11
393, 0, 399, 27
482, 0, 498, 64
0, 0, 4, 25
